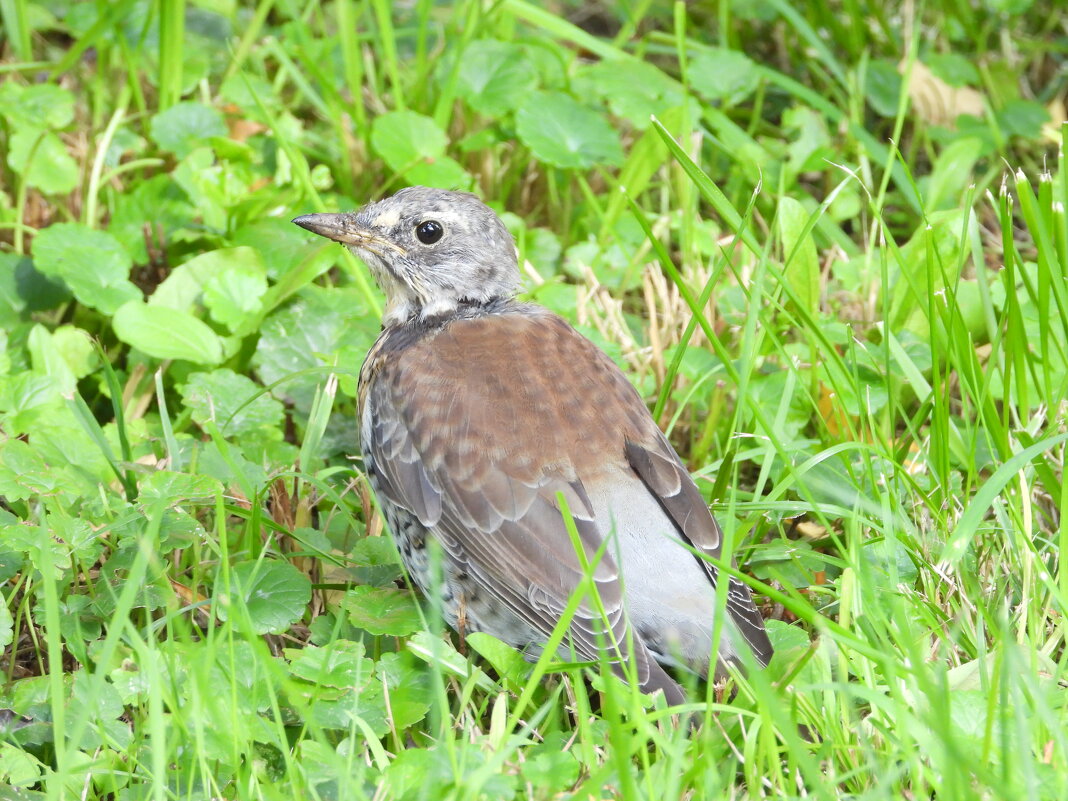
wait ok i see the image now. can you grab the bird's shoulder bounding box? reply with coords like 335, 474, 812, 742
360, 302, 660, 471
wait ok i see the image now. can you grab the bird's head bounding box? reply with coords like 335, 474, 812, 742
293, 187, 520, 326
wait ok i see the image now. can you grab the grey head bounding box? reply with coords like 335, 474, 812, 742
293, 187, 520, 326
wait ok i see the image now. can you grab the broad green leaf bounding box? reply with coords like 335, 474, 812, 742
26, 325, 96, 397
253, 286, 378, 412
149, 101, 228, 159
377, 651, 434, 729
178, 369, 283, 440
0, 254, 29, 327
203, 264, 268, 331
107, 175, 197, 264
224, 560, 312, 635
50, 326, 97, 379
0, 741, 44, 786
150, 247, 261, 311
341, 585, 422, 636
578, 60, 692, 129
231, 218, 311, 280
371, 110, 448, 173
466, 632, 529, 692
861, 537, 919, 588
112, 300, 225, 364
455, 40, 539, 117
2, 524, 71, 578
27, 325, 77, 396
515, 92, 624, 169
778, 197, 820, 316
886, 210, 968, 335
285, 641, 374, 688
783, 106, 832, 180
924, 136, 982, 212
689, 48, 760, 104
0, 439, 56, 501
927, 53, 980, 87
0, 83, 75, 129
521, 734, 581, 789
172, 148, 250, 232
996, 99, 1050, 140
7, 128, 80, 195
31, 224, 139, 314
404, 156, 473, 190
347, 536, 404, 586
865, 58, 904, 118
138, 470, 223, 503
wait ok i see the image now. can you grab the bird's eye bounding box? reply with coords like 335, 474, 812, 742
415, 220, 444, 245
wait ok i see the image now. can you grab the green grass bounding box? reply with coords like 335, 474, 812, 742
1, 0, 1067, 798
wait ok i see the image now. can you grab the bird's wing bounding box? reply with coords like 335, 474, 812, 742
624, 434, 773, 666
363, 311, 683, 700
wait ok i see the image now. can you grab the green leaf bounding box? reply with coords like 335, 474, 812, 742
203, 261, 268, 331
341, 585, 422, 636
466, 632, 529, 692
996, 99, 1050, 140
0, 83, 75, 129
285, 640, 374, 688
404, 156, 474, 191
861, 537, 919, 588
455, 40, 539, 117
377, 651, 433, 729
231, 218, 312, 281
515, 91, 623, 169
31, 224, 140, 314
7, 129, 80, 195
778, 197, 820, 316
112, 300, 225, 364
783, 106, 832, 180
578, 60, 692, 129
224, 560, 312, 635
138, 471, 222, 503
521, 734, 581, 789
924, 137, 982, 212
0, 741, 44, 786
150, 247, 262, 312
27, 325, 77, 396
927, 53, 980, 87
0, 588, 14, 650
107, 175, 197, 264
252, 286, 378, 413
886, 211, 968, 335
0, 253, 70, 324
178, 369, 283, 440
149, 101, 228, 159
347, 536, 403, 586
865, 59, 904, 118
688, 48, 760, 104
371, 110, 448, 173
26, 325, 97, 397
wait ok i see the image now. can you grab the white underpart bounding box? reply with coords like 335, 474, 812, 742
587, 471, 740, 673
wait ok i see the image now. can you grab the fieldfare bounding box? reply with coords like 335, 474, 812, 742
293, 187, 773, 704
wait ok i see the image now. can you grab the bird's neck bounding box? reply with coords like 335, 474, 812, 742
382, 295, 518, 330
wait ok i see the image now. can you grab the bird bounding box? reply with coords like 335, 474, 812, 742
293, 187, 773, 705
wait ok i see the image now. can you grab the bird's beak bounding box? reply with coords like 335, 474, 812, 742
292, 213, 376, 247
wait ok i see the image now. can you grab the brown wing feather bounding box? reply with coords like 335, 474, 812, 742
363, 310, 684, 700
